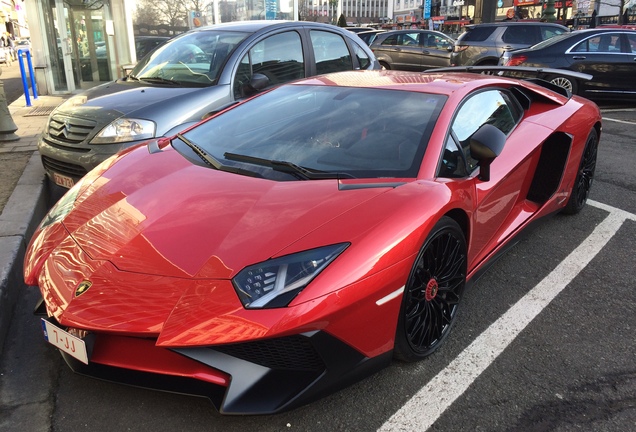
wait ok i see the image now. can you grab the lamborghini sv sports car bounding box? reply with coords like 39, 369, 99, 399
25, 69, 601, 415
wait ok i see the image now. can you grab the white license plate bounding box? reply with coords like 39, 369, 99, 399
53, 172, 75, 188
41, 319, 88, 364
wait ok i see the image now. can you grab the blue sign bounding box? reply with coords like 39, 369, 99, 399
497, 0, 503, 7
265, 0, 277, 19
424, 0, 432, 19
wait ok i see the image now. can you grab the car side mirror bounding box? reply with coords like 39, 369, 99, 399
243, 73, 270, 97
470, 124, 506, 182
446, 46, 454, 52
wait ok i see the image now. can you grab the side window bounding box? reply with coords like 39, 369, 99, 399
351, 42, 372, 69
398, 33, 420, 46
628, 33, 636, 52
449, 90, 521, 173
573, 38, 591, 52
460, 26, 496, 42
609, 35, 622, 52
423, 33, 445, 48
574, 35, 617, 53
502, 25, 537, 44
381, 34, 399, 46
310, 30, 354, 75
439, 135, 469, 178
233, 54, 252, 99
250, 31, 304, 86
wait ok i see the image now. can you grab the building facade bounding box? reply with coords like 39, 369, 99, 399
23, 0, 136, 95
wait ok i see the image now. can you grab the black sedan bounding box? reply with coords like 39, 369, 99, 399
502, 28, 636, 100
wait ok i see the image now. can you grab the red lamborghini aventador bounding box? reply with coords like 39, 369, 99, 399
24, 69, 601, 414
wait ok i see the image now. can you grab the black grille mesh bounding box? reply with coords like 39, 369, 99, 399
214, 335, 324, 372
41, 155, 88, 178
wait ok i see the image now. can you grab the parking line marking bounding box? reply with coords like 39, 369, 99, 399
602, 117, 636, 125
379, 201, 633, 431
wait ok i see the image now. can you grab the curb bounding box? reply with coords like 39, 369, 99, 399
0, 152, 48, 353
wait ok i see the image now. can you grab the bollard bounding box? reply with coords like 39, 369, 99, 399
17, 49, 38, 106
0, 67, 19, 142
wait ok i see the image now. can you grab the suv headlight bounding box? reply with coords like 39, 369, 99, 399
232, 243, 349, 309
91, 118, 156, 144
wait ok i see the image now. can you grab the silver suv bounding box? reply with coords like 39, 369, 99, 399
450, 22, 568, 66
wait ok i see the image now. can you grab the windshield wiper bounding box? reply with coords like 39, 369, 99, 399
138, 76, 181, 86
223, 152, 355, 180
175, 135, 262, 178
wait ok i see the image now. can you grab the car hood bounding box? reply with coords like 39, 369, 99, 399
62, 144, 392, 280
53, 81, 227, 134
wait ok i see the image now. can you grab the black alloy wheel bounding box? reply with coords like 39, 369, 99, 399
563, 128, 598, 215
394, 217, 467, 361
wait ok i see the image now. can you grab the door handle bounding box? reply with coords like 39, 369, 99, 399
572, 56, 586, 59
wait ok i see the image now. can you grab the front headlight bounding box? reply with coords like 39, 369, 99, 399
232, 243, 349, 309
90, 118, 156, 144
38, 178, 85, 230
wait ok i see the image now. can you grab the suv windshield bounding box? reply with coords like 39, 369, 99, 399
131, 30, 249, 86
180, 84, 446, 179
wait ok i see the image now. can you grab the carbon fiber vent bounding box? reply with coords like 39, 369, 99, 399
214, 335, 324, 372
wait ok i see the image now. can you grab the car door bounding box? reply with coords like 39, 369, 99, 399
375, 32, 423, 71
566, 32, 632, 96
420, 32, 454, 69
438, 89, 539, 268
232, 30, 306, 99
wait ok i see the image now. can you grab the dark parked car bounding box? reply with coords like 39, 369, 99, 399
355, 29, 386, 46
370, 30, 454, 70
451, 22, 568, 66
502, 28, 636, 99
38, 20, 380, 188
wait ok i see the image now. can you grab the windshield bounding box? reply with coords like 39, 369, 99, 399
131, 30, 249, 86
180, 85, 446, 179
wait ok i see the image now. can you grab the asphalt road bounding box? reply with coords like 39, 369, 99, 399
0, 105, 634, 431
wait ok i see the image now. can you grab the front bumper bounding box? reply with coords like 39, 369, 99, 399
55, 321, 392, 414
37, 125, 147, 187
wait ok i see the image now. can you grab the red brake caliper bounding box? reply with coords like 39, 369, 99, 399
425, 278, 438, 302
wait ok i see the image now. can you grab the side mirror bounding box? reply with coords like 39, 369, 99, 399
243, 73, 270, 97
470, 124, 506, 182
447, 46, 454, 52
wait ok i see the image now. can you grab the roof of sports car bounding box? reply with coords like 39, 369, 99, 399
299, 70, 513, 95
296, 70, 570, 105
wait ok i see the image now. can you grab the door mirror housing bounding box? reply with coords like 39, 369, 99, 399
470, 124, 506, 182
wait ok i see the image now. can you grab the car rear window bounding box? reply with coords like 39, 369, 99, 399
460, 26, 496, 42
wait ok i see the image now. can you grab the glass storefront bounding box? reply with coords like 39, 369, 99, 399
42, 0, 113, 93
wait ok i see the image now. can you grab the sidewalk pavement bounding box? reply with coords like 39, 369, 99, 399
0, 93, 67, 353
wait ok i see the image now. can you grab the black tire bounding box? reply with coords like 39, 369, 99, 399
380, 61, 391, 70
562, 128, 598, 215
547, 74, 578, 95
394, 217, 467, 362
